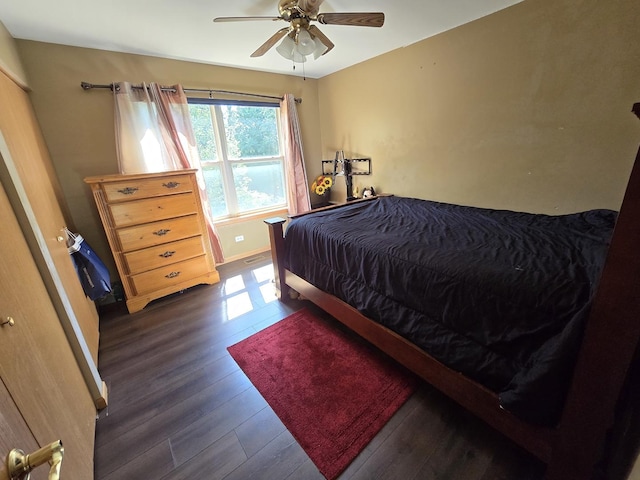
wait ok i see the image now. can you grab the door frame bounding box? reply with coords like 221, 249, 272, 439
0, 131, 106, 408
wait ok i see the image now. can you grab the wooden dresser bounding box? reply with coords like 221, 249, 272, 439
85, 169, 220, 313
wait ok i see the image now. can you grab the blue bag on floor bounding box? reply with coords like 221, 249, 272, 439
66, 228, 112, 300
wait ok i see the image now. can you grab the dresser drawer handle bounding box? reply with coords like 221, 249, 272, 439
153, 229, 171, 236
159, 251, 176, 258
117, 187, 139, 195
162, 182, 180, 189
165, 271, 181, 279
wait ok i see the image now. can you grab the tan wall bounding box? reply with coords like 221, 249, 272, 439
215, 210, 287, 263
15, 41, 322, 271
318, 0, 640, 214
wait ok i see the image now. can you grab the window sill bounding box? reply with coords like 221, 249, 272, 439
213, 207, 289, 227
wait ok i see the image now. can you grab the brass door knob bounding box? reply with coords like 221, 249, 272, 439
6, 440, 64, 480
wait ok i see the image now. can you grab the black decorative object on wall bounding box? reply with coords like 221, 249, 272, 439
322, 150, 371, 201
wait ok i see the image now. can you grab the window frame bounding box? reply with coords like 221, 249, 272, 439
187, 98, 287, 220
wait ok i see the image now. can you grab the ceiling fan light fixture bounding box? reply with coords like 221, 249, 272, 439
276, 30, 311, 63
292, 50, 308, 63
276, 34, 296, 60
296, 28, 316, 56
312, 36, 327, 59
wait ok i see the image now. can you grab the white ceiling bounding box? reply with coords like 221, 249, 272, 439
0, 0, 523, 79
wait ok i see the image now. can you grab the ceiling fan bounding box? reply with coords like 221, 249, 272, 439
213, 0, 385, 63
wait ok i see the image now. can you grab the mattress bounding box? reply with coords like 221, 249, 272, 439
284, 195, 616, 425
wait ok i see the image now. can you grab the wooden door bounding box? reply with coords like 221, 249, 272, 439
0, 70, 106, 407
0, 380, 44, 480
0, 69, 99, 359
0, 180, 95, 478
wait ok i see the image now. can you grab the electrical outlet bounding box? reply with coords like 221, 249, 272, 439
235, 235, 244, 243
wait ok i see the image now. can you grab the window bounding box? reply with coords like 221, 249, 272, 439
188, 99, 287, 219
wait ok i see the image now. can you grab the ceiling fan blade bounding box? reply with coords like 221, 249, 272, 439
213, 16, 282, 23
251, 27, 291, 57
308, 25, 334, 55
316, 12, 385, 28
297, 0, 324, 14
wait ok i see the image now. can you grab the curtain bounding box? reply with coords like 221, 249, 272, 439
113, 82, 224, 263
280, 94, 311, 215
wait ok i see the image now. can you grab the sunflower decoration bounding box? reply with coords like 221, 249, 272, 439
311, 175, 333, 196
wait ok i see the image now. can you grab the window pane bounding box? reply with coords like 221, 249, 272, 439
188, 100, 285, 218
232, 160, 286, 212
189, 105, 218, 162
222, 105, 280, 159
202, 163, 228, 217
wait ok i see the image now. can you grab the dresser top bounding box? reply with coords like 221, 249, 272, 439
84, 168, 198, 184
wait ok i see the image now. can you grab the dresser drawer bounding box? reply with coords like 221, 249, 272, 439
117, 214, 202, 252
102, 174, 193, 203
131, 255, 210, 295
123, 236, 206, 275
110, 192, 198, 228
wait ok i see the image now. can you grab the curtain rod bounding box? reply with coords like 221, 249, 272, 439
80, 81, 301, 104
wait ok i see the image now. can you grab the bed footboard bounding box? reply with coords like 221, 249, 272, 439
264, 217, 289, 301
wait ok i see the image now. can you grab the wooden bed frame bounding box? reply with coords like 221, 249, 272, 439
265, 103, 640, 480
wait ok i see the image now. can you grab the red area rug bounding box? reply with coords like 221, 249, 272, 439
227, 307, 417, 479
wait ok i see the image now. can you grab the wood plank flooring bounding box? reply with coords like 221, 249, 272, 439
94, 256, 545, 479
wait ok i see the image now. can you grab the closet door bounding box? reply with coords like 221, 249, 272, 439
0, 379, 40, 480
0, 180, 95, 479
0, 70, 105, 407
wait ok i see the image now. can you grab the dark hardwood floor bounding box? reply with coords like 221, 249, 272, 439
93, 256, 544, 479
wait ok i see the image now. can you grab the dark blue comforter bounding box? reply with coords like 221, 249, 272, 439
284, 196, 616, 425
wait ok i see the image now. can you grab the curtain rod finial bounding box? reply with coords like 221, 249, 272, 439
81, 81, 92, 90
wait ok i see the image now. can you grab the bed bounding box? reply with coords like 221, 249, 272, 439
266, 103, 640, 480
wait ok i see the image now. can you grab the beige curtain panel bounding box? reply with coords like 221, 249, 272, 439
280, 93, 311, 215
113, 82, 224, 263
